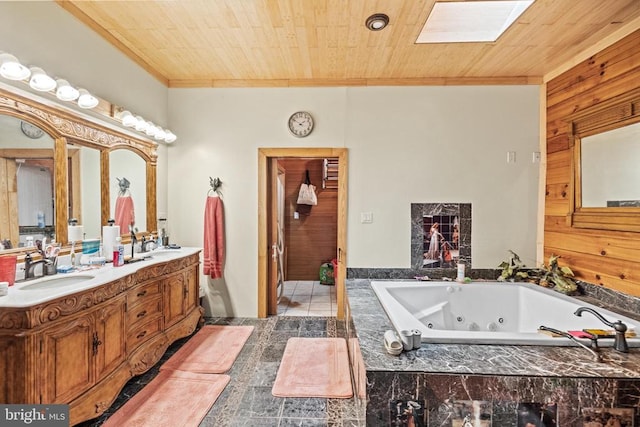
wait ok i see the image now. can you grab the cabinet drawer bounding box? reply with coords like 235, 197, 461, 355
127, 315, 162, 350
128, 281, 162, 307
127, 295, 162, 327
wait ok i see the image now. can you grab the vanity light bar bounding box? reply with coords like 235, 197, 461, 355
115, 109, 177, 144
0, 50, 177, 143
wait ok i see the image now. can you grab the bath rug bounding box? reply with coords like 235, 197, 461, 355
272, 337, 353, 398
160, 325, 254, 373
102, 370, 229, 427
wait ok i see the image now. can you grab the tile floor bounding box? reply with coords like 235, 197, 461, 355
278, 280, 337, 317
78, 316, 364, 427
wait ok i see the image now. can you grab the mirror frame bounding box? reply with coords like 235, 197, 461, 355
568, 87, 640, 233
0, 85, 157, 255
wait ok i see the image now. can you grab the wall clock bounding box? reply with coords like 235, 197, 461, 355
288, 111, 314, 137
20, 121, 44, 139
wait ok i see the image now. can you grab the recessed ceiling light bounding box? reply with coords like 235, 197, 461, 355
365, 14, 389, 31
417, 1, 534, 43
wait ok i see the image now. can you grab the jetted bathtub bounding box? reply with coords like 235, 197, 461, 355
371, 280, 640, 347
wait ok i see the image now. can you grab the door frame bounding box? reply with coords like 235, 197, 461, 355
258, 147, 348, 319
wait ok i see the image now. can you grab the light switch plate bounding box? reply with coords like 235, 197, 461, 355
361, 212, 373, 224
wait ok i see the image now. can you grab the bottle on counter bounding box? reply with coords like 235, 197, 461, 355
113, 237, 124, 267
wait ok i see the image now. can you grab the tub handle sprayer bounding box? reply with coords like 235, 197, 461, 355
538, 325, 602, 362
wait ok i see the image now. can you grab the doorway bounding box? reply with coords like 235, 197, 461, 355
257, 148, 348, 319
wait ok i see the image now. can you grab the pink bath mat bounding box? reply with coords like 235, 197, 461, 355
272, 337, 353, 398
103, 370, 229, 427
160, 325, 254, 373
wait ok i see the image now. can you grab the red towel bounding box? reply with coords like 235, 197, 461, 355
114, 196, 135, 232
204, 196, 225, 279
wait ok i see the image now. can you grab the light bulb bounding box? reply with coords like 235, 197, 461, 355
77, 89, 99, 109
164, 131, 177, 143
134, 116, 148, 132
29, 67, 56, 91
0, 53, 31, 80
55, 79, 79, 101
120, 110, 137, 127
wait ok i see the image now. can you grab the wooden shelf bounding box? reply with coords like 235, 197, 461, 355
323, 158, 338, 190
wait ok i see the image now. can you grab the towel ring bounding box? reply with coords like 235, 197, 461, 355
208, 176, 222, 197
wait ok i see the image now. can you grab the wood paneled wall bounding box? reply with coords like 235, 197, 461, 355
544, 29, 640, 296
280, 158, 337, 280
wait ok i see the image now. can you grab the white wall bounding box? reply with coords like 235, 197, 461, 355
168, 85, 540, 317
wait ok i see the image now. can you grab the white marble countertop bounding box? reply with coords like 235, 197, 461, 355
0, 247, 201, 308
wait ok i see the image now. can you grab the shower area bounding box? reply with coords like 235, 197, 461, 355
273, 157, 338, 317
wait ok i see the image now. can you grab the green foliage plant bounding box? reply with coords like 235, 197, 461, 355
497, 250, 532, 282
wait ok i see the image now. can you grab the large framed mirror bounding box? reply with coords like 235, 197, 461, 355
108, 149, 147, 236
0, 83, 157, 256
568, 87, 640, 232
0, 115, 55, 250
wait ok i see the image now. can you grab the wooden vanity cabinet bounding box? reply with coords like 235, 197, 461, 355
164, 265, 199, 328
39, 294, 126, 404
0, 252, 202, 426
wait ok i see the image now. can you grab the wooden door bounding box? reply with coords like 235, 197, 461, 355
267, 159, 286, 315
41, 316, 94, 403
0, 334, 28, 403
94, 295, 126, 380
163, 273, 187, 327
184, 265, 199, 313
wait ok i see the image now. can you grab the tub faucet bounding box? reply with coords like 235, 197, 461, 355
574, 307, 628, 353
24, 252, 52, 280
539, 325, 602, 362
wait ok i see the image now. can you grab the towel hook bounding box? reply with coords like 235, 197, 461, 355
208, 176, 222, 197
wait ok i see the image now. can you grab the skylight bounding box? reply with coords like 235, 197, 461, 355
417, 1, 534, 43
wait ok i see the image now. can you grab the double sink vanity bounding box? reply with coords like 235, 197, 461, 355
0, 248, 202, 426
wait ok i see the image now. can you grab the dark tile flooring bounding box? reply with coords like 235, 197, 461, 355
78, 316, 365, 427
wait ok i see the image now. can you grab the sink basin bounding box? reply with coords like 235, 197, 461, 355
149, 249, 181, 257
18, 275, 96, 291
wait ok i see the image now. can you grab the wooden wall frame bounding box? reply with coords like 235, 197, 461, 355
0, 84, 157, 256
567, 87, 640, 232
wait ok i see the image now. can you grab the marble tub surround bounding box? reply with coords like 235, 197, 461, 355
345, 279, 640, 426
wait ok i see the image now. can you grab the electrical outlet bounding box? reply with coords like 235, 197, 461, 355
506, 151, 516, 163
360, 212, 373, 224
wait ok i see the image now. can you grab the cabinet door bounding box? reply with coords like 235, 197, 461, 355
163, 273, 187, 328
184, 265, 199, 313
41, 316, 94, 403
0, 335, 28, 403
94, 295, 126, 380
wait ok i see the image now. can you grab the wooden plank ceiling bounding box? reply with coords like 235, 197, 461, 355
55, 0, 640, 88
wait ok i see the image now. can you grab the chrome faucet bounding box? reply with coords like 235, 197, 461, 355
140, 235, 156, 252
24, 252, 51, 280
574, 307, 629, 353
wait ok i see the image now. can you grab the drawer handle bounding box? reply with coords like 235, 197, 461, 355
136, 290, 147, 297
136, 310, 147, 318
136, 331, 147, 339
